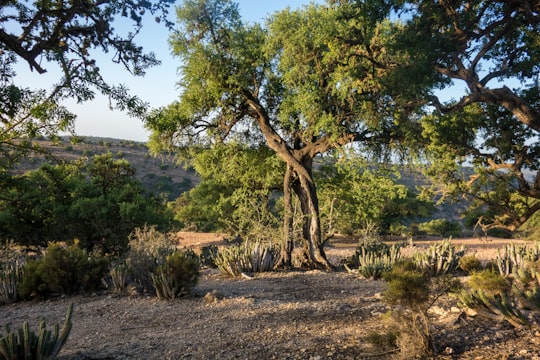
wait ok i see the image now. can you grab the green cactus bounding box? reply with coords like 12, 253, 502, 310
413, 240, 465, 276
0, 261, 22, 304
213, 241, 280, 277
346, 243, 402, 280
0, 303, 73, 360
152, 250, 200, 300
496, 242, 540, 276
459, 289, 528, 328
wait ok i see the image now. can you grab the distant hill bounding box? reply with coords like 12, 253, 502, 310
13, 136, 197, 201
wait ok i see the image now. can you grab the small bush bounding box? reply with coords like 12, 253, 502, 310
418, 219, 461, 238
383, 265, 429, 309
125, 226, 176, 294
200, 245, 218, 268
365, 330, 398, 351
152, 250, 200, 300
459, 270, 527, 328
18, 243, 109, 299
458, 255, 483, 274
0, 303, 73, 359
468, 270, 509, 295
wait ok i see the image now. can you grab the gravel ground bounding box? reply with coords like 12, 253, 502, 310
2, 235, 540, 359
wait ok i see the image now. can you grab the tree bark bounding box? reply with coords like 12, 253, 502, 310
290, 160, 333, 270
281, 164, 294, 267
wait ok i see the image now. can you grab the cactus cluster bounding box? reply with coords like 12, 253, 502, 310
0, 303, 73, 360
459, 288, 528, 328
496, 242, 540, 276
413, 239, 465, 276
213, 241, 280, 277
346, 242, 401, 280
0, 261, 23, 304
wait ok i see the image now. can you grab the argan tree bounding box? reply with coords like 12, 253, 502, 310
0, 0, 174, 163
146, 0, 418, 269
391, 0, 540, 233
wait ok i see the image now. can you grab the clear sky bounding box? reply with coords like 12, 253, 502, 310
14, 1, 318, 142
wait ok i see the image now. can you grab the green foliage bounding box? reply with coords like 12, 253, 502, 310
468, 270, 510, 296
18, 243, 109, 299
199, 245, 219, 268
213, 241, 281, 277
152, 250, 200, 300
124, 226, 176, 294
316, 157, 417, 235
0, 303, 73, 360
383, 264, 429, 309
413, 240, 465, 276
0, 154, 173, 254
458, 255, 484, 274
0, 0, 173, 164
399, 0, 540, 233
364, 331, 398, 351
171, 144, 283, 239
417, 219, 461, 238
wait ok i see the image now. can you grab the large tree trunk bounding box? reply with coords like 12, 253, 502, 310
290, 161, 333, 270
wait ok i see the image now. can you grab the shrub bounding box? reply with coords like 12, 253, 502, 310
418, 219, 461, 238
18, 243, 109, 299
383, 264, 429, 309
468, 270, 509, 296
124, 226, 176, 294
200, 245, 218, 268
0, 303, 73, 360
458, 255, 483, 274
381, 261, 460, 359
152, 250, 200, 300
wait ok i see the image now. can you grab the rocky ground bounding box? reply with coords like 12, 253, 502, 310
2, 234, 540, 360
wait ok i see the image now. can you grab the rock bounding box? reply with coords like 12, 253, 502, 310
204, 289, 224, 304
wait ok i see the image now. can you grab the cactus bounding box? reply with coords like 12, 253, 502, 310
213, 241, 280, 277
413, 239, 465, 276
496, 242, 540, 276
459, 289, 528, 328
109, 261, 132, 294
346, 243, 401, 280
0, 303, 73, 359
0, 261, 22, 304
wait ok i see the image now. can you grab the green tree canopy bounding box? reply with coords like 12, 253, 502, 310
0, 0, 174, 163
389, 0, 540, 233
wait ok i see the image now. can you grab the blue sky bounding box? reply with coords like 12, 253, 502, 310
13, 1, 318, 142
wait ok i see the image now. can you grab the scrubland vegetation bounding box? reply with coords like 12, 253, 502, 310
2, 0, 540, 358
